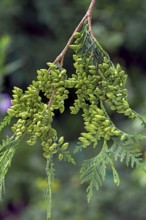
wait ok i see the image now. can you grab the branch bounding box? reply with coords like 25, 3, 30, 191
87, 0, 96, 38
54, 0, 96, 64
48, 89, 56, 109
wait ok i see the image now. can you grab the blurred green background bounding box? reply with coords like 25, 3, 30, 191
0, 0, 146, 219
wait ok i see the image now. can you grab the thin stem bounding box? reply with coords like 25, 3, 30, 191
48, 89, 56, 109
54, 0, 96, 64
87, 0, 96, 38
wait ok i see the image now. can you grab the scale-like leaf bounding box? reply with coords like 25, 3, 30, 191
0, 115, 12, 132
80, 146, 111, 202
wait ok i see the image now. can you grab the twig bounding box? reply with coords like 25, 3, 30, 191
87, 0, 96, 38
48, 89, 56, 109
48, 0, 96, 108
54, 0, 96, 64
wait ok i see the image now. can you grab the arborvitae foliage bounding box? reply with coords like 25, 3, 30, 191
0, 4, 146, 219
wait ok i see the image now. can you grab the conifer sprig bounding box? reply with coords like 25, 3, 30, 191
0, 115, 12, 132
45, 158, 55, 219
0, 135, 20, 200
0, 0, 146, 219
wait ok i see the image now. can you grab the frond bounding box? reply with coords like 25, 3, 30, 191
111, 163, 120, 186
61, 151, 76, 165
45, 158, 55, 220
0, 135, 20, 200
80, 145, 111, 202
0, 115, 12, 132
74, 144, 83, 153
111, 138, 142, 168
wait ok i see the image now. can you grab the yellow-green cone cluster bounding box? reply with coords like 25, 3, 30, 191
98, 57, 137, 118
67, 26, 138, 148
6, 23, 144, 165
8, 23, 139, 154
7, 64, 70, 159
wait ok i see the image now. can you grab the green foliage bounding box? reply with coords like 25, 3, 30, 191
110, 137, 143, 168
0, 115, 12, 132
0, 135, 19, 200
80, 142, 114, 203
0, 19, 146, 220
45, 158, 55, 219
80, 137, 142, 203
